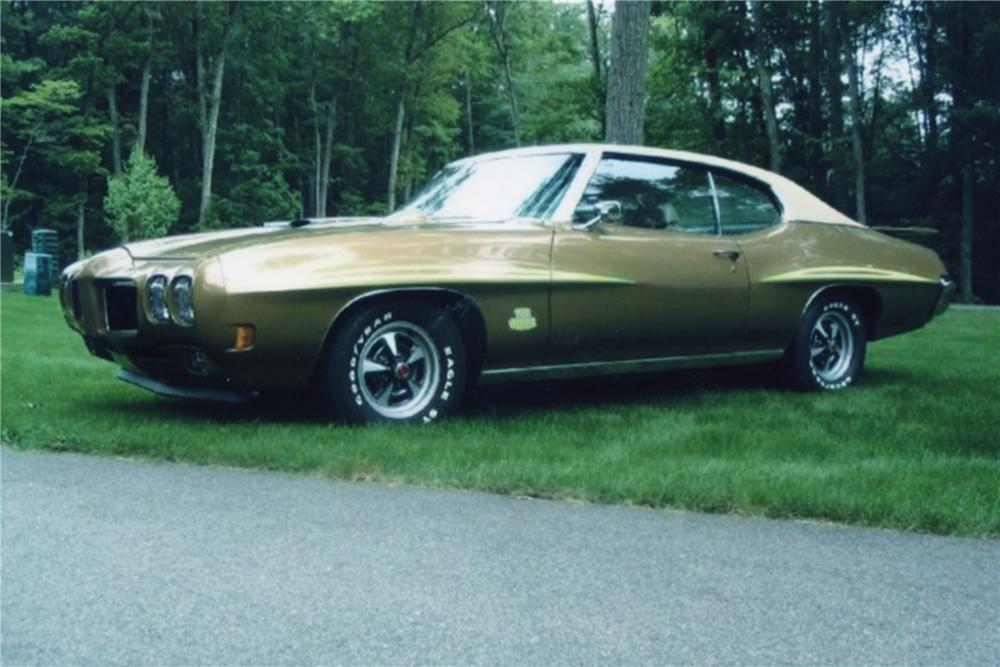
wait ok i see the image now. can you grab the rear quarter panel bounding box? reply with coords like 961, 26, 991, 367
738, 222, 945, 348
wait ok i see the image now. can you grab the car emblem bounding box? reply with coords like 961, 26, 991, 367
508, 307, 537, 332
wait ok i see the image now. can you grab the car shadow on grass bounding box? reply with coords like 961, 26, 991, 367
84, 362, 916, 425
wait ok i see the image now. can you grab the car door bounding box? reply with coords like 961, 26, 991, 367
548, 154, 750, 364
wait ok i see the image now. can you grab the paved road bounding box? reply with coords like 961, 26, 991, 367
2, 448, 998, 666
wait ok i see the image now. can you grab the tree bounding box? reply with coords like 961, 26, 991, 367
843, 11, 867, 223
193, 1, 242, 228
3, 0, 998, 302
104, 151, 181, 242
385, 1, 477, 212
750, 1, 781, 173
605, 0, 650, 144
485, 1, 521, 146
1, 78, 79, 230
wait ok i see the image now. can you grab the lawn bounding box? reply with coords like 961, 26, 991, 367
2, 291, 998, 537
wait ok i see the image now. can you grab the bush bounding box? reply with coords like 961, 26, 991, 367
104, 152, 181, 241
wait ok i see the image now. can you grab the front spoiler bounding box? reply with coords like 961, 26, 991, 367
117, 369, 258, 404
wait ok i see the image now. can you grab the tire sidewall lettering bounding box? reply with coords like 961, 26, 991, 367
805, 299, 865, 391
340, 306, 463, 424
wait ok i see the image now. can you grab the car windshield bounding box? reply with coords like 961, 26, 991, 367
396, 153, 581, 221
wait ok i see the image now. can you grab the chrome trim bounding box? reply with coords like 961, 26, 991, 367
144, 274, 171, 324
311, 286, 486, 381
479, 349, 783, 384
328, 287, 484, 333
707, 171, 722, 234
552, 147, 603, 223
799, 283, 868, 322
168, 274, 196, 327
933, 276, 954, 317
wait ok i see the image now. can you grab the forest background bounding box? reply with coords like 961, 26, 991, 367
2, 0, 997, 302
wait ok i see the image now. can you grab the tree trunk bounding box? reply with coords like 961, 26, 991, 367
76, 200, 86, 258
500, 49, 521, 146
136, 57, 151, 155
605, 0, 650, 144
387, 93, 406, 213
1, 120, 40, 231
750, 1, 781, 173
921, 4, 939, 154
318, 99, 336, 218
196, 2, 240, 228
487, 3, 520, 146
107, 86, 123, 177
586, 0, 602, 83
386, 4, 421, 213
844, 23, 866, 224
823, 1, 848, 213
706, 43, 724, 151
807, 0, 825, 196
586, 0, 605, 135
402, 93, 417, 204
310, 82, 321, 217
960, 162, 974, 301
464, 71, 474, 154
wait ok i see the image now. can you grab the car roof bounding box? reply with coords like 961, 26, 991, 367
453, 143, 861, 227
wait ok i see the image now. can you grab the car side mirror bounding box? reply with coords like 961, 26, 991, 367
574, 200, 622, 231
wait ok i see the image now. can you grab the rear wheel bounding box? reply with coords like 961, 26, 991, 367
324, 302, 466, 424
786, 295, 867, 391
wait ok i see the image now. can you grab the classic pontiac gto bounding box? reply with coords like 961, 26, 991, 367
60, 144, 952, 423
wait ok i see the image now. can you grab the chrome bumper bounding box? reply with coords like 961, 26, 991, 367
934, 276, 955, 317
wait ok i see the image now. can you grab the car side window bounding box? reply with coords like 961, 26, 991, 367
712, 172, 781, 235
573, 157, 717, 234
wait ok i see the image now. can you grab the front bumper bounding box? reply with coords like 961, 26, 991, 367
118, 369, 258, 404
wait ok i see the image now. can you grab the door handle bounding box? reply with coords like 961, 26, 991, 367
712, 250, 742, 261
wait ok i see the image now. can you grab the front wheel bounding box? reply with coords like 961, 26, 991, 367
323, 302, 466, 424
786, 296, 867, 391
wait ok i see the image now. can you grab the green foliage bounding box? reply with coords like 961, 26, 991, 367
104, 152, 180, 241
1, 0, 997, 299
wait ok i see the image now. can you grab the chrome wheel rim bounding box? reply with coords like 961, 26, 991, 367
358, 322, 440, 419
809, 311, 854, 382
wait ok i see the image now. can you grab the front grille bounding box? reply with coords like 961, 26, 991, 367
103, 281, 138, 331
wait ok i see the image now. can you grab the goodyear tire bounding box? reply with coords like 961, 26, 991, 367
787, 295, 867, 391
325, 302, 466, 424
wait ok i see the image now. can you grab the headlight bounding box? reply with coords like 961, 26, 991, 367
146, 275, 170, 323
171, 276, 195, 326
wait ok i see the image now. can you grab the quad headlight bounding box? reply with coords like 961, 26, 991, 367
146, 275, 170, 323
171, 275, 195, 326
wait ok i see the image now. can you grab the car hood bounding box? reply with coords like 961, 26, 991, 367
122, 217, 393, 260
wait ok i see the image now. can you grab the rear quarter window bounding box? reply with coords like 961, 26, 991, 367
713, 172, 781, 235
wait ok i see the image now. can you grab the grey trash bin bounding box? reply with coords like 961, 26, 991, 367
23, 252, 53, 296
31, 228, 59, 283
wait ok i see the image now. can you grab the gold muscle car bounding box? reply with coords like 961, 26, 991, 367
60, 144, 953, 423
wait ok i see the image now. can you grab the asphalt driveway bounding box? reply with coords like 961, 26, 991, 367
2, 447, 997, 666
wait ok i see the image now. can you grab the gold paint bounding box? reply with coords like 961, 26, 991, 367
225, 265, 633, 294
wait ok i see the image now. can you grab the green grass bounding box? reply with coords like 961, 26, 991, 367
2, 291, 999, 537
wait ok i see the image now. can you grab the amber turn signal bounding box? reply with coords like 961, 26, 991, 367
233, 325, 255, 350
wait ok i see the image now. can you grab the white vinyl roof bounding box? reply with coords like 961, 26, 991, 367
457, 143, 862, 227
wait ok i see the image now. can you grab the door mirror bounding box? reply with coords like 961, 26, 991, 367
574, 200, 622, 231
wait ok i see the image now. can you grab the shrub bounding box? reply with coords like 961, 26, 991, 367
104, 152, 181, 241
